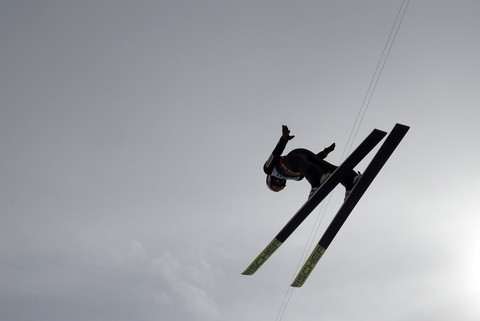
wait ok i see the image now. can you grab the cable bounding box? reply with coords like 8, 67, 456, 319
274, 198, 331, 321
273, 1, 411, 321
343, 0, 411, 157
274, 198, 333, 321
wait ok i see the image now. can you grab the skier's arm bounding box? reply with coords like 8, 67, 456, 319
264, 125, 293, 174
317, 143, 335, 159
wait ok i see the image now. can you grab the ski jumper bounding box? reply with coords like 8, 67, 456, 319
264, 137, 357, 189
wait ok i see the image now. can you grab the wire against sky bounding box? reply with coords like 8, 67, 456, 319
273, 1, 411, 321
343, 0, 411, 158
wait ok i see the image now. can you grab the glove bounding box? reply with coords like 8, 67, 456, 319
282, 125, 295, 140
323, 143, 335, 154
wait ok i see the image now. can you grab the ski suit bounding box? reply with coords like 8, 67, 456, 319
264, 137, 357, 190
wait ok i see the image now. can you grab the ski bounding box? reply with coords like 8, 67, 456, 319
291, 123, 409, 287
242, 128, 387, 276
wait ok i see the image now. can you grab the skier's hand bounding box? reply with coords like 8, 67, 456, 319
323, 143, 335, 154
282, 125, 295, 140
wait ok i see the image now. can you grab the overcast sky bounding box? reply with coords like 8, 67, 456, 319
1, 1, 480, 321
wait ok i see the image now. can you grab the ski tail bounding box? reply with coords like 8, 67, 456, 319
291, 123, 409, 287
290, 244, 326, 287
242, 238, 282, 275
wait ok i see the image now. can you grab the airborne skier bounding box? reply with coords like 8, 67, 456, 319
244, 124, 409, 285
264, 125, 361, 199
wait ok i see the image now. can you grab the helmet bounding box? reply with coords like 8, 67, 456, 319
266, 175, 286, 192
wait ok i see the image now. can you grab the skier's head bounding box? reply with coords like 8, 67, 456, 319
266, 175, 286, 192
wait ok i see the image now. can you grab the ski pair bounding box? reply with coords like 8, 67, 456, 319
242, 124, 409, 287
291, 123, 409, 287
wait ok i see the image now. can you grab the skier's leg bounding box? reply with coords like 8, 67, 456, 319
283, 149, 325, 188
311, 156, 358, 190
285, 149, 360, 198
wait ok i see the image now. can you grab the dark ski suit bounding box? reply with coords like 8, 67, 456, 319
264, 137, 357, 190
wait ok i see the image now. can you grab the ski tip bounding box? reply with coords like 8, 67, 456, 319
394, 123, 410, 131
372, 128, 388, 136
